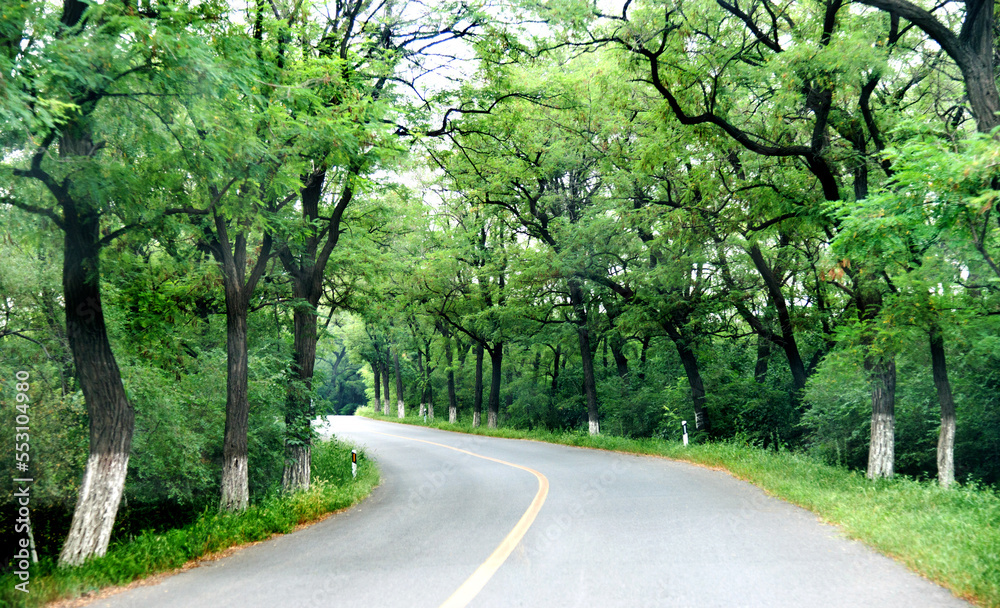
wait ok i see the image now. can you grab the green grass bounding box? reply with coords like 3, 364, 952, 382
360, 408, 1000, 607
0, 438, 379, 608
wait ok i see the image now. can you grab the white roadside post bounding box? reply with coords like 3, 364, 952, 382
682, 420, 689, 447
351, 450, 357, 479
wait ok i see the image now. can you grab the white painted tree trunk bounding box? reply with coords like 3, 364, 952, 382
449, 405, 457, 424
58, 451, 129, 566
282, 444, 311, 493
428, 401, 434, 420
397, 399, 405, 418
937, 419, 956, 488
930, 323, 957, 488
220, 453, 249, 511
589, 419, 600, 436
373, 395, 381, 414
866, 358, 896, 479
487, 410, 498, 428
473, 411, 481, 427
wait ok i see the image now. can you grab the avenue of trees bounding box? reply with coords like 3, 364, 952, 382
2, 0, 998, 570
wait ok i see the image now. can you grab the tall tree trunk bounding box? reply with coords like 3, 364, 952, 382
930, 322, 957, 488
747, 245, 808, 393
504, 362, 514, 421
550, 345, 561, 397
417, 349, 426, 417
865, 356, 896, 479
282, 305, 316, 492
638, 336, 649, 381
57, 202, 135, 567
444, 332, 458, 423
424, 344, 434, 420
381, 358, 391, 416
276, 160, 359, 492
205, 216, 272, 508
373, 363, 382, 413
487, 343, 503, 428
394, 350, 404, 418
417, 345, 434, 419
577, 326, 600, 435
664, 321, 711, 433
473, 343, 484, 427
569, 280, 600, 435
220, 283, 251, 511
856, 282, 896, 479
754, 332, 772, 383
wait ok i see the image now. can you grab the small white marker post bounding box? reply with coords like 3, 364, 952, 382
351, 450, 357, 479
681, 420, 689, 447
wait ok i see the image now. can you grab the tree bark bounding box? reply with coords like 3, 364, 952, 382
282, 304, 316, 493
220, 286, 251, 510
504, 363, 514, 422
424, 345, 435, 420
754, 332, 772, 383
638, 336, 649, 382
865, 356, 896, 479
663, 320, 711, 433
855, 281, 896, 479
57, 200, 135, 567
373, 363, 381, 413
204, 214, 272, 509
929, 322, 957, 488
487, 343, 503, 428
550, 345, 561, 397
577, 326, 600, 435
417, 349, 426, 417
381, 358, 391, 416
275, 159, 362, 492
569, 280, 600, 435
747, 245, 808, 393
394, 350, 405, 418
473, 342, 484, 427
443, 331, 458, 423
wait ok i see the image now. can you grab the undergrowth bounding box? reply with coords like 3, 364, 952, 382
0, 438, 378, 608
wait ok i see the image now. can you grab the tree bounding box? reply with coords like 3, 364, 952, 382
855, 0, 999, 133
0, 0, 223, 564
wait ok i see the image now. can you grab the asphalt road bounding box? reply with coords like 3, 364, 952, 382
91, 416, 970, 608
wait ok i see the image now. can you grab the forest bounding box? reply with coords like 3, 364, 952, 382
1, 0, 999, 572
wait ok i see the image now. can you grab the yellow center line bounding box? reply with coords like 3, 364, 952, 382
369, 430, 549, 608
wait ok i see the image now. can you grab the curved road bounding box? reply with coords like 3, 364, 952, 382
92, 416, 968, 608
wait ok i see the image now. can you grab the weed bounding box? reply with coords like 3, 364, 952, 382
0, 439, 379, 608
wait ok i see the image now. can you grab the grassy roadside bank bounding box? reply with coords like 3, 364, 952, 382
0, 438, 379, 608
359, 408, 1000, 607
